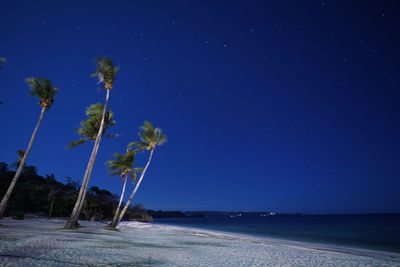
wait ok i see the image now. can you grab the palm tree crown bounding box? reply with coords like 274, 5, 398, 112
128, 121, 167, 151
91, 57, 119, 90
67, 103, 116, 149
106, 150, 142, 182
26, 77, 58, 109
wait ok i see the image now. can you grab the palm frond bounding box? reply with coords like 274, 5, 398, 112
106, 149, 136, 178
131, 173, 138, 183
128, 141, 149, 150
106, 133, 119, 139
26, 77, 58, 109
129, 167, 143, 183
156, 129, 167, 146
92, 57, 119, 87
110, 152, 124, 159
133, 121, 167, 150
73, 103, 116, 141
133, 167, 143, 173
137, 132, 150, 143
141, 121, 154, 132
140, 121, 155, 141
67, 139, 89, 150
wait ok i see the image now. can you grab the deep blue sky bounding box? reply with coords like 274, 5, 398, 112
1, 1, 399, 213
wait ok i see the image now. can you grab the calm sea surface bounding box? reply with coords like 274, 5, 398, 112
154, 214, 400, 253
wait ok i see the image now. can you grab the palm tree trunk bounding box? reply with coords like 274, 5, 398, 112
73, 132, 103, 221
0, 106, 46, 217
49, 198, 54, 218
64, 89, 110, 228
73, 88, 110, 218
110, 175, 128, 224
111, 149, 154, 228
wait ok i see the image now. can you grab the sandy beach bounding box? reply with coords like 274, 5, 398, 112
0, 218, 399, 266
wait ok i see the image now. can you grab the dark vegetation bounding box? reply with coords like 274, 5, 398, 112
0, 162, 148, 221
0, 162, 204, 221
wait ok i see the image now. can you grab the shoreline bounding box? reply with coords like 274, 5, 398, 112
1, 218, 399, 266
131, 221, 400, 263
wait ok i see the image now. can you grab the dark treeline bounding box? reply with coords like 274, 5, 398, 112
0, 162, 149, 221
0, 162, 203, 221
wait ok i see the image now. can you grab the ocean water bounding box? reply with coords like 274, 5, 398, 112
154, 214, 400, 253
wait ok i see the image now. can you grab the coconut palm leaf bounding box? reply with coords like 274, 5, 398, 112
66, 139, 89, 150
67, 103, 116, 149
128, 121, 167, 151
129, 167, 143, 183
26, 77, 58, 109
155, 128, 167, 145
106, 134, 119, 138
128, 141, 149, 151
106, 150, 137, 178
91, 57, 119, 89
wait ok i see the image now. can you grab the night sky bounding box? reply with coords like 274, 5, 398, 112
1, 1, 399, 213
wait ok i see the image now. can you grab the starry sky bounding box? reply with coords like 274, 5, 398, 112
1, 0, 399, 213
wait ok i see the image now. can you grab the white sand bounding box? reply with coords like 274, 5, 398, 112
0, 218, 399, 266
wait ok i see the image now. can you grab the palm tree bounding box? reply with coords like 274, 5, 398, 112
64, 57, 119, 229
64, 103, 116, 228
0, 77, 58, 217
112, 121, 166, 228
106, 149, 142, 228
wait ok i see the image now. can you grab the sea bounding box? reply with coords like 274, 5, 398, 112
154, 214, 400, 253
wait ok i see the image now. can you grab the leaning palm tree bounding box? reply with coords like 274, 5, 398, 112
0, 77, 58, 217
64, 103, 116, 228
106, 149, 142, 228
64, 57, 119, 229
112, 121, 166, 228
